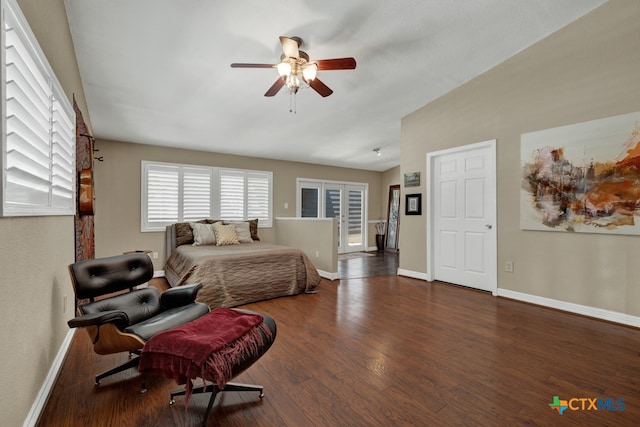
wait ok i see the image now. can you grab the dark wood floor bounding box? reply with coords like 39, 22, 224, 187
338, 250, 398, 279
38, 267, 640, 426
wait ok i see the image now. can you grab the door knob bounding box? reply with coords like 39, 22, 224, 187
486, 224, 492, 229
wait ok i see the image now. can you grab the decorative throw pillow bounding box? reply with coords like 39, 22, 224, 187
226, 221, 253, 243
190, 222, 217, 246
176, 220, 207, 246
213, 222, 240, 246
248, 218, 260, 241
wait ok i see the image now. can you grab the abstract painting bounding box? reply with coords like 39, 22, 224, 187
521, 111, 640, 235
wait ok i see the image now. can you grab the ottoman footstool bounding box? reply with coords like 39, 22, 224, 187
139, 308, 277, 426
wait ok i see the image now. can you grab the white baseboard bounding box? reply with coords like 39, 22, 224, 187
396, 270, 640, 328
397, 268, 429, 281
498, 288, 640, 328
153, 270, 165, 278
318, 269, 339, 281
24, 329, 76, 427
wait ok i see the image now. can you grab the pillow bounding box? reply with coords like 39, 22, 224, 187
248, 218, 260, 241
175, 220, 207, 246
226, 221, 253, 243
213, 222, 240, 246
189, 222, 217, 246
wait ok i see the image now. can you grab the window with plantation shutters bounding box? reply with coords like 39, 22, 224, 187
141, 161, 272, 232
141, 162, 213, 231
219, 169, 272, 225
143, 163, 179, 229
1, 0, 76, 216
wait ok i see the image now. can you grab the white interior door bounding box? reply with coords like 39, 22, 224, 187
428, 140, 496, 293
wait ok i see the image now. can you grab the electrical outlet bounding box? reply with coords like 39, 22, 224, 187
505, 261, 514, 273
152, 251, 158, 259
315, 251, 320, 258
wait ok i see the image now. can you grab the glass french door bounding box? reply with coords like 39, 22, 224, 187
298, 180, 366, 254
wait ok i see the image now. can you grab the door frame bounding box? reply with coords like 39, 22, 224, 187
425, 139, 497, 295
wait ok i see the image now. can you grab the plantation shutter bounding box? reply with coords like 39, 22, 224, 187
182, 166, 212, 222
1, 0, 75, 216
247, 171, 271, 224
219, 169, 245, 221
50, 92, 75, 207
144, 163, 179, 228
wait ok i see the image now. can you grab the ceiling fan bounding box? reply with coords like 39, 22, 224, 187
230, 36, 356, 98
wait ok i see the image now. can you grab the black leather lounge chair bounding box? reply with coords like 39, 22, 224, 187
67, 253, 210, 387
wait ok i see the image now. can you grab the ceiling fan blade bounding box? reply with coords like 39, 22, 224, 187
309, 77, 333, 97
315, 57, 357, 71
264, 77, 285, 97
231, 63, 276, 68
279, 36, 300, 59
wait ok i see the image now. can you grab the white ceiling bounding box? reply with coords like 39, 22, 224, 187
64, 0, 605, 172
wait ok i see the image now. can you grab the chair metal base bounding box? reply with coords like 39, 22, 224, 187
169, 381, 264, 427
94, 351, 141, 386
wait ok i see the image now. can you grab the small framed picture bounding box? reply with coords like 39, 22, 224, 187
404, 172, 420, 187
405, 193, 422, 215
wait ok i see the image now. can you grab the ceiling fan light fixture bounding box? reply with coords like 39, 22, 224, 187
231, 36, 355, 105
277, 62, 292, 77
302, 63, 317, 81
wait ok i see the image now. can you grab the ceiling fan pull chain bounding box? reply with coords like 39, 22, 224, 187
289, 91, 297, 114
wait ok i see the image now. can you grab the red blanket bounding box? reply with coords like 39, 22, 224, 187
139, 308, 271, 402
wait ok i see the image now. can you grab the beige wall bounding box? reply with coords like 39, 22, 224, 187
275, 218, 338, 274
93, 139, 383, 268
382, 166, 401, 205
0, 1, 90, 425
400, 1, 640, 316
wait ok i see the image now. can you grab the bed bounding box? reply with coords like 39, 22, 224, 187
164, 220, 321, 308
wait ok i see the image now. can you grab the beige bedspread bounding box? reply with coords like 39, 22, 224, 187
164, 242, 321, 308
